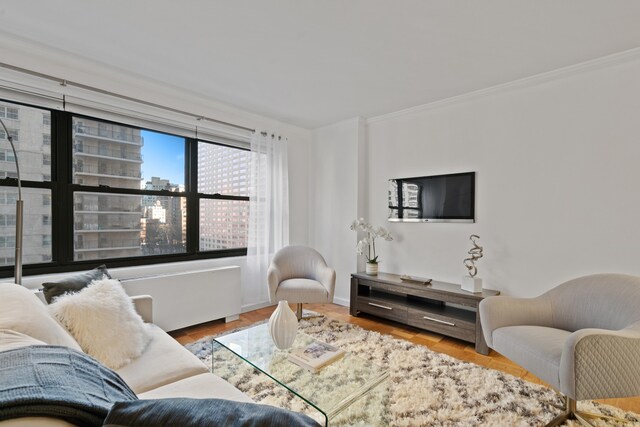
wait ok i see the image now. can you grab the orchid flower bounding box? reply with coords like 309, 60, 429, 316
350, 219, 393, 263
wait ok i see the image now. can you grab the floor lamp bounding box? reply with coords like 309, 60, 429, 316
0, 118, 22, 285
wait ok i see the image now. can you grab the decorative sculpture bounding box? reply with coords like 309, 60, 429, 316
268, 300, 298, 350
463, 235, 483, 277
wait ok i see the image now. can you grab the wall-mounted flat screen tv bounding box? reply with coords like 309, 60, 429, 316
388, 172, 475, 223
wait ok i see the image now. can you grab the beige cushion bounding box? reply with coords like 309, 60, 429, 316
48, 279, 152, 370
493, 325, 571, 390
0, 418, 76, 427
116, 325, 209, 394
275, 279, 329, 303
0, 284, 80, 351
0, 330, 46, 352
138, 372, 252, 403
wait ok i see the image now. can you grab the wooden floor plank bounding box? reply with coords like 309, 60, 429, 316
170, 303, 640, 415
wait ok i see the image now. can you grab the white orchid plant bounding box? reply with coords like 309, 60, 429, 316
350, 218, 393, 264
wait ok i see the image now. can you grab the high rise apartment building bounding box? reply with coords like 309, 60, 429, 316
72, 117, 143, 260
0, 102, 52, 266
140, 177, 185, 254
198, 143, 249, 250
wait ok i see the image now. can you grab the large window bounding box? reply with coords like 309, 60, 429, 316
0, 99, 251, 277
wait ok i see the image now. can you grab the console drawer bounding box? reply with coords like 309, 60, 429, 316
407, 307, 475, 343
357, 296, 408, 323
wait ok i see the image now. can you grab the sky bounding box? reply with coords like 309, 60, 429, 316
141, 130, 185, 186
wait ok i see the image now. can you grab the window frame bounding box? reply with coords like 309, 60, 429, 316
0, 99, 249, 278
195, 139, 250, 253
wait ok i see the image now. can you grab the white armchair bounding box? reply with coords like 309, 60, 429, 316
267, 246, 336, 320
479, 273, 640, 426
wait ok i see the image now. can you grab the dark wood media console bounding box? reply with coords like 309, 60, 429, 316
350, 272, 500, 354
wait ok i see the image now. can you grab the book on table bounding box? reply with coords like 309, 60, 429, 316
287, 341, 345, 373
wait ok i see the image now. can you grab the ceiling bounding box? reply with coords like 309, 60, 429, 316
1, 1, 640, 129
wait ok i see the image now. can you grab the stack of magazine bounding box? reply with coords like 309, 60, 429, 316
287, 341, 345, 373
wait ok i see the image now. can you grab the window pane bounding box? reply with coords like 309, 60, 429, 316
72, 117, 185, 188
74, 191, 185, 260
141, 130, 185, 186
0, 187, 52, 266
199, 199, 248, 250
197, 142, 249, 196
0, 101, 51, 181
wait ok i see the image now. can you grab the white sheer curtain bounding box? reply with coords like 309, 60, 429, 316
246, 131, 289, 306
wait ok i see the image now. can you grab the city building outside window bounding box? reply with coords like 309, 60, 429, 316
0, 128, 19, 142
197, 142, 250, 251
0, 101, 52, 267
0, 106, 19, 120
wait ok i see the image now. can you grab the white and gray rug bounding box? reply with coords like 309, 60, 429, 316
186, 316, 640, 426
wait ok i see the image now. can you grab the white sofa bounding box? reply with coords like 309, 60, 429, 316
0, 283, 252, 427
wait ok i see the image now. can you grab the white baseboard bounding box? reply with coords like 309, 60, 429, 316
333, 296, 350, 307
241, 300, 273, 313
242, 298, 351, 313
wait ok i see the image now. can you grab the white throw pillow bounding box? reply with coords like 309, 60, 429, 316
0, 283, 82, 351
49, 278, 152, 369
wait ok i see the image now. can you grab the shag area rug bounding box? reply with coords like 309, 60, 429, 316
186, 316, 640, 426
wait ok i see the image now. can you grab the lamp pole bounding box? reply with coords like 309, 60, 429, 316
0, 118, 22, 285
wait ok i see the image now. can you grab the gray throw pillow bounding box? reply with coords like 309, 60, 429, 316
41, 265, 111, 304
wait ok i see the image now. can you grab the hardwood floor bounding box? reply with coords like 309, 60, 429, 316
170, 303, 640, 415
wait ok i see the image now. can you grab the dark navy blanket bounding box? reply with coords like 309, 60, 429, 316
104, 398, 322, 427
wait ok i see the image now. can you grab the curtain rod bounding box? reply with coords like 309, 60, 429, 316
0, 62, 256, 134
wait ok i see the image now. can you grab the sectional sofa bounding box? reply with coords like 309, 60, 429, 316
0, 283, 251, 426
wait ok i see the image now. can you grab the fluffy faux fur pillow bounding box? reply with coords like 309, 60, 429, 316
49, 278, 152, 370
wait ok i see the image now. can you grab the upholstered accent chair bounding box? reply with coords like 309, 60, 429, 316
267, 246, 336, 320
479, 273, 640, 426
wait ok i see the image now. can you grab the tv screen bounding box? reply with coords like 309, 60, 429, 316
388, 172, 475, 223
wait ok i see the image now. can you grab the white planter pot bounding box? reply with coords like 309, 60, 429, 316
366, 262, 379, 275
268, 300, 298, 350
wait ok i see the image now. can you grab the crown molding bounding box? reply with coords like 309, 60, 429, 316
367, 47, 640, 124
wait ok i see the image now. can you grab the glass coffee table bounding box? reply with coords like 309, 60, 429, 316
212, 322, 389, 426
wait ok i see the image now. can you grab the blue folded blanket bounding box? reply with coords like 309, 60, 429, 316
0, 345, 137, 426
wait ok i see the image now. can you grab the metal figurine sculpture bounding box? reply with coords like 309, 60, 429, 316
463, 235, 483, 278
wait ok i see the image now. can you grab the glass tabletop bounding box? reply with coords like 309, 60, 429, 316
212, 322, 389, 425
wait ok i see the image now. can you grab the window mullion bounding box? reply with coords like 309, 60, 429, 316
186, 138, 198, 254
53, 111, 74, 265
198, 193, 249, 201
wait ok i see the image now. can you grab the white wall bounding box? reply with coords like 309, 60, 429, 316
364, 54, 640, 297
309, 118, 366, 305
0, 36, 312, 312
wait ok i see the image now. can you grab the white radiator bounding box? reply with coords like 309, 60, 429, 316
118, 266, 241, 331
8, 262, 242, 332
